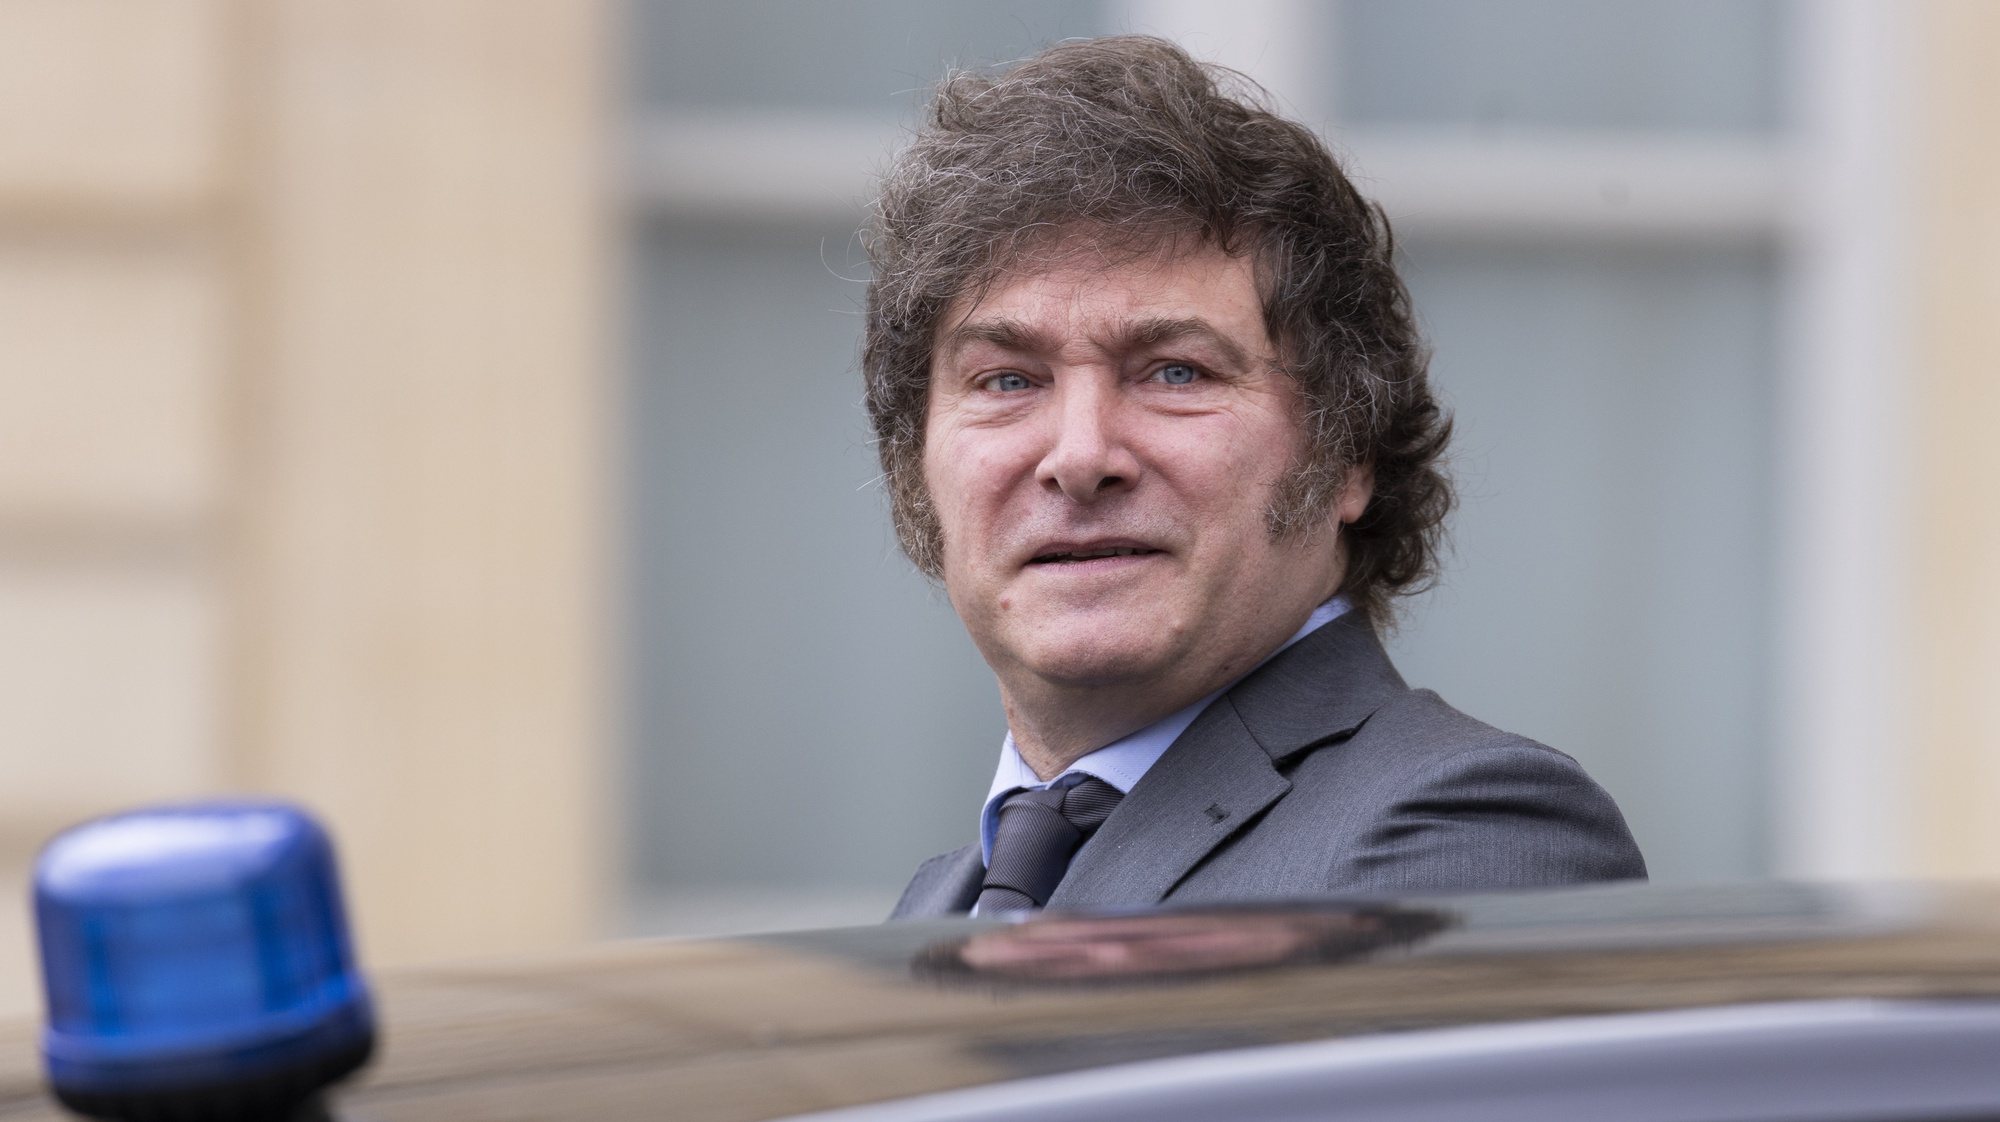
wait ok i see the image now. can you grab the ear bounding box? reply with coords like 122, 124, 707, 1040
1336, 463, 1375, 525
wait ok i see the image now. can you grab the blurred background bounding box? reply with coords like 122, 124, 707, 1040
2, 0, 1997, 1014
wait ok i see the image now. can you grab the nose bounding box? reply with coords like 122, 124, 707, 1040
1036, 375, 1142, 503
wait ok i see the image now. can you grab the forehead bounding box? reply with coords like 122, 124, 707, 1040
936, 240, 1269, 348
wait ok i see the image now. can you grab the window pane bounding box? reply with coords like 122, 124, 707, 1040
633, 0, 1108, 114
626, 220, 1002, 929
1336, 0, 1786, 134
1386, 240, 1779, 882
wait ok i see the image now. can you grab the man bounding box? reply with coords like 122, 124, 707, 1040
866, 37, 1644, 920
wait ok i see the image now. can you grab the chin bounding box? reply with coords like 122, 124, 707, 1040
1018, 632, 1174, 689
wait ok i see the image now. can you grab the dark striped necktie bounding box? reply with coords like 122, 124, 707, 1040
976, 776, 1124, 914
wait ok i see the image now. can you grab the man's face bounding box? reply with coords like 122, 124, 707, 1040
923, 242, 1360, 702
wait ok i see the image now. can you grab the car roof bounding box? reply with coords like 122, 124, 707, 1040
4, 881, 1999, 1121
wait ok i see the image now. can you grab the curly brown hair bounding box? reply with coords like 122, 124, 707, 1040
862, 35, 1452, 620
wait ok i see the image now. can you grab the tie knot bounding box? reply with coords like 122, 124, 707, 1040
977, 776, 1124, 915
1052, 775, 1122, 831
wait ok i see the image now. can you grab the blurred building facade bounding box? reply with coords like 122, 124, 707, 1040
1, 0, 1997, 1012
0, 0, 611, 1012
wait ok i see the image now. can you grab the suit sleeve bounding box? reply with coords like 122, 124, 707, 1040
1341, 741, 1649, 893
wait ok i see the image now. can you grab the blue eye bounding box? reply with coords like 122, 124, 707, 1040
983, 372, 1032, 392
1154, 363, 1200, 385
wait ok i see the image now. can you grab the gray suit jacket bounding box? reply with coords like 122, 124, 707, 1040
891, 610, 1645, 919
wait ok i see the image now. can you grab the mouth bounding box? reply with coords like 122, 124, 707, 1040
1027, 543, 1164, 566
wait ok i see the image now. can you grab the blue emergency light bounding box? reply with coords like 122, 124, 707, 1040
34, 802, 374, 1121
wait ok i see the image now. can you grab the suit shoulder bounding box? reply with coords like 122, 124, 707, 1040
909, 844, 978, 876
1340, 688, 1625, 823
1355, 686, 1583, 773
1288, 688, 1647, 889
888, 843, 981, 921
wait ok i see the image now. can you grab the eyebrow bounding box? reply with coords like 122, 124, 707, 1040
936, 319, 1060, 364
937, 315, 1257, 371
1122, 316, 1255, 371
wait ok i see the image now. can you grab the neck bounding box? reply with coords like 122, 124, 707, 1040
997, 590, 1351, 780
1001, 683, 1186, 781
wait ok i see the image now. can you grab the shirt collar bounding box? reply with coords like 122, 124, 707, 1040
978, 594, 1352, 864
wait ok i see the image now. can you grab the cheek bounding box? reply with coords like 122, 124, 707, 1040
1147, 413, 1298, 498
922, 445, 978, 532
923, 437, 1011, 574
927, 426, 1037, 512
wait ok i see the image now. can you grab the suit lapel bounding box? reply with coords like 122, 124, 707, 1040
1225, 609, 1405, 761
888, 843, 983, 919
1046, 609, 1407, 909
1047, 697, 1288, 909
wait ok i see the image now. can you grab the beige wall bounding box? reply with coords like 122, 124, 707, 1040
1913, 0, 2000, 878
0, 0, 612, 1014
